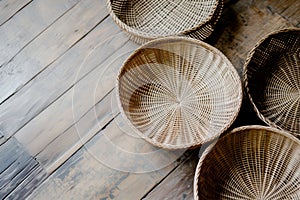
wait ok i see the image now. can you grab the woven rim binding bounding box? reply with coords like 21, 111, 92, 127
116, 37, 242, 149
107, 0, 223, 44
243, 28, 300, 138
194, 125, 300, 199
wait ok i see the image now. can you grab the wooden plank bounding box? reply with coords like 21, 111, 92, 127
0, 137, 24, 174
0, 17, 124, 140
4, 164, 47, 199
0, 0, 108, 104
143, 151, 198, 200
0, 0, 32, 26
0, 137, 47, 199
264, 0, 300, 27
36, 90, 117, 173
14, 37, 138, 157
28, 115, 188, 199
0, 0, 80, 67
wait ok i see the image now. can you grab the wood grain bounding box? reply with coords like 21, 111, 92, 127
0, 0, 32, 26
14, 36, 137, 157
0, 2, 115, 141
28, 115, 188, 199
0, 0, 80, 68
0, 0, 106, 104
143, 151, 198, 200
36, 90, 117, 173
0, 17, 123, 140
0, 137, 47, 199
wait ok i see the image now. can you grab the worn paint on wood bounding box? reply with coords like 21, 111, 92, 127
14, 37, 138, 157
0, 0, 32, 26
0, 137, 47, 199
143, 151, 198, 200
0, 17, 124, 140
36, 90, 117, 173
0, 0, 80, 68
28, 115, 187, 199
0, 0, 107, 104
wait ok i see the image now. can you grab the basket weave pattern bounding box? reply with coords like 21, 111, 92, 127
244, 29, 300, 138
107, 0, 223, 44
194, 126, 300, 199
117, 37, 242, 149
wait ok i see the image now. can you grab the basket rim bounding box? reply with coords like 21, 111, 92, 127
243, 27, 300, 133
107, 0, 222, 40
116, 36, 243, 149
193, 125, 300, 200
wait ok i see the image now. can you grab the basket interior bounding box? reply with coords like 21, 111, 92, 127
110, 0, 218, 36
197, 127, 300, 199
246, 30, 300, 137
117, 38, 241, 148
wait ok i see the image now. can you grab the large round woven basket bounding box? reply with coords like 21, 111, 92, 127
194, 125, 300, 199
116, 37, 242, 149
243, 28, 300, 138
107, 0, 223, 44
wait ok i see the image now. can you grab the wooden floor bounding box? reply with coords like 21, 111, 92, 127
0, 0, 299, 199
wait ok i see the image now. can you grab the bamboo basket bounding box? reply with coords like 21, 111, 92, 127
243, 28, 300, 138
107, 0, 223, 44
194, 125, 300, 199
116, 37, 242, 149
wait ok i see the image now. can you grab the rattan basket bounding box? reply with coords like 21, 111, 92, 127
107, 0, 223, 44
244, 28, 300, 138
194, 125, 300, 199
116, 37, 242, 149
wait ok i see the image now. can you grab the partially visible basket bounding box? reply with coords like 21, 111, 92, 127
194, 125, 300, 199
107, 0, 223, 44
244, 28, 300, 138
117, 37, 242, 149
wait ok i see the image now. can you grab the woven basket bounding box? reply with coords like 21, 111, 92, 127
243, 28, 300, 138
116, 37, 242, 149
107, 0, 223, 44
194, 125, 300, 199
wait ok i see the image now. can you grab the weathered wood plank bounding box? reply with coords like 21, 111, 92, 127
28, 115, 187, 199
36, 90, 117, 173
14, 37, 137, 157
0, 0, 107, 104
0, 137, 47, 199
0, 137, 24, 174
0, 17, 123, 140
264, 0, 300, 27
4, 164, 47, 200
143, 151, 198, 200
0, 0, 32, 26
0, 0, 80, 67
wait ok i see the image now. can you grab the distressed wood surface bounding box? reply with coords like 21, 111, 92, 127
143, 151, 198, 200
0, 0, 106, 104
0, 0, 299, 199
0, 137, 47, 199
0, 17, 124, 140
0, 0, 80, 68
28, 115, 188, 199
0, 0, 32, 26
14, 35, 137, 157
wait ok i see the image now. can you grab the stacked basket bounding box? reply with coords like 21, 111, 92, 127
107, 0, 223, 44
107, 1, 300, 199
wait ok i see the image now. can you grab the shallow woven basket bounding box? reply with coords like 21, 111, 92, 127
116, 37, 242, 149
107, 0, 223, 44
194, 125, 300, 199
244, 28, 300, 138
